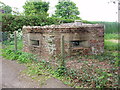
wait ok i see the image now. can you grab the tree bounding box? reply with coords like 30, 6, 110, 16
23, 0, 49, 16
0, 1, 12, 14
53, 0, 80, 19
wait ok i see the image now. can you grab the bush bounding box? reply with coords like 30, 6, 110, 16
2, 14, 119, 34
2, 14, 74, 33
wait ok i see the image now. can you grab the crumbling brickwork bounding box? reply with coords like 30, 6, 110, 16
22, 23, 104, 59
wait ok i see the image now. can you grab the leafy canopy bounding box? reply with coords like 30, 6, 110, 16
53, 0, 80, 19
0, 1, 12, 14
23, 0, 49, 16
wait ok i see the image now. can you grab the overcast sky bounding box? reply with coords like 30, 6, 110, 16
1, 0, 118, 22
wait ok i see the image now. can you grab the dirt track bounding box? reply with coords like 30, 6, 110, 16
1, 56, 70, 88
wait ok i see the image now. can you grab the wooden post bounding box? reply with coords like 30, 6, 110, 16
61, 35, 64, 66
14, 31, 17, 51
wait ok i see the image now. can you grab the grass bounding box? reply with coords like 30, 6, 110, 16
104, 33, 119, 51
104, 33, 119, 40
104, 40, 119, 51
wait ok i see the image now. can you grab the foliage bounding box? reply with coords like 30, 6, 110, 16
54, 66, 67, 77
2, 30, 23, 50
53, 0, 80, 19
1, 49, 38, 63
1, 33, 37, 63
2, 40, 23, 51
18, 51, 119, 88
2, 49, 20, 60
1, 32, 9, 41
93, 68, 114, 88
0, 1, 12, 14
67, 68, 115, 88
82, 51, 119, 67
25, 62, 51, 77
50, 17, 75, 24
66, 52, 118, 87
1, 38, 119, 88
23, 0, 49, 16
81, 20, 98, 24
2, 14, 74, 33
2, 13, 119, 34
2, 14, 44, 32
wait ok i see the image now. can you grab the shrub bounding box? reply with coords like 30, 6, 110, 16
2, 14, 74, 33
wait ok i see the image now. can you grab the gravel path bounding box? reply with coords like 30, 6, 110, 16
1, 56, 70, 88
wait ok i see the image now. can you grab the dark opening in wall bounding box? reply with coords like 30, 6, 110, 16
30, 40, 39, 46
71, 41, 80, 47
71, 40, 89, 47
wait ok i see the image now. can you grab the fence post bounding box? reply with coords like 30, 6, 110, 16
61, 35, 65, 66
14, 31, 17, 51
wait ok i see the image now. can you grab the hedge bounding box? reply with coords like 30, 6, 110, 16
2, 14, 118, 34
2, 14, 74, 33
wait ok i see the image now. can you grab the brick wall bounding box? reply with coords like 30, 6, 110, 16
22, 24, 104, 59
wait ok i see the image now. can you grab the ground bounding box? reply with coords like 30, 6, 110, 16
1, 56, 70, 88
0, 39, 118, 88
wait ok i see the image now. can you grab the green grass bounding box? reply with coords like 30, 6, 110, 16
104, 33, 119, 40
104, 40, 119, 51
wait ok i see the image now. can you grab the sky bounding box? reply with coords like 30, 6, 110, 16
1, 0, 118, 22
